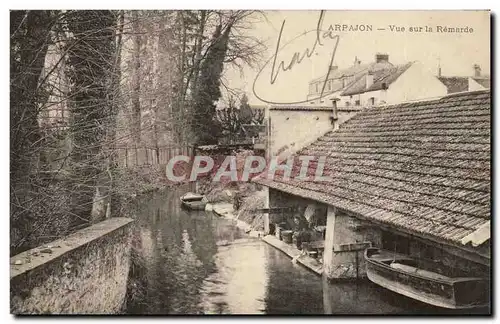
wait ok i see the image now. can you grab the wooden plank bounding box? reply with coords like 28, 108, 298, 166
251, 207, 299, 214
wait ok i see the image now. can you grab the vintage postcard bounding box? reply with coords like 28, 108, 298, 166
10, 9, 491, 315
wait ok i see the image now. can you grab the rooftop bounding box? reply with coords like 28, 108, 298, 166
255, 90, 491, 254
341, 63, 413, 96
438, 76, 470, 94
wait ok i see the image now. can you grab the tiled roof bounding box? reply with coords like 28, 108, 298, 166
309, 61, 395, 97
255, 90, 491, 251
438, 76, 469, 94
341, 63, 413, 96
472, 77, 491, 89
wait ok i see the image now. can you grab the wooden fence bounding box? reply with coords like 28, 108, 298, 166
116, 145, 195, 168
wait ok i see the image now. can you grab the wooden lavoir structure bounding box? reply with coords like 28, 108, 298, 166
364, 248, 490, 309
255, 90, 491, 288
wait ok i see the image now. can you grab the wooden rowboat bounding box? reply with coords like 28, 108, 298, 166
180, 192, 208, 211
364, 247, 489, 309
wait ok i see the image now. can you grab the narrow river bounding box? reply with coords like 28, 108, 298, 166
124, 186, 486, 315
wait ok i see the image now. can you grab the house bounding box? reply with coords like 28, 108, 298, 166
254, 90, 490, 281
438, 64, 491, 94
307, 53, 448, 107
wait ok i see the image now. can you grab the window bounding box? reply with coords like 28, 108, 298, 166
355, 100, 360, 106
345, 101, 350, 107
315, 83, 319, 93
327, 80, 331, 91
370, 97, 375, 106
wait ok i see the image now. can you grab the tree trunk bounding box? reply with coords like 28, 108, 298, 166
189, 10, 207, 98
66, 10, 115, 229
131, 10, 142, 144
108, 10, 125, 218
10, 10, 53, 252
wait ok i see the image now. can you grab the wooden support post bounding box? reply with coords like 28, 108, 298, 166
323, 206, 336, 276
263, 189, 270, 235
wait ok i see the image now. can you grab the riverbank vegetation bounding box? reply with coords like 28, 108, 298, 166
10, 10, 265, 255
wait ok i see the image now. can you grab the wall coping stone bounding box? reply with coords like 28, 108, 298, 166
10, 217, 134, 280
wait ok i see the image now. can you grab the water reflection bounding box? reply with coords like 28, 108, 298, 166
125, 187, 487, 315
199, 241, 268, 314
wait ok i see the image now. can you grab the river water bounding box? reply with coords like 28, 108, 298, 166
124, 186, 487, 315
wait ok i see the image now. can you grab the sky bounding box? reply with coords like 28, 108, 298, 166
224, 10, 490, 105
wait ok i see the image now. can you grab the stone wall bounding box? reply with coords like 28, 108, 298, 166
10, 217, 134, 314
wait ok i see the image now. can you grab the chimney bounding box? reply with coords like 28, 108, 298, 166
473, 64, 481, 77
330, 65, 338, 72
375, 53, 389, 63
437, 57, 442, 77
330, 98, 340, 130
366, 72, 374, 89
353, 56, 361, 65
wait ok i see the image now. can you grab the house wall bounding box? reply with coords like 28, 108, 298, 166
269, 109, 333, 156
468, 77, 487, 91
340, 62, 448, 107
344, 90, 385, 108
336, 110, 360, 128
10, 218, 134, 314
385, 62, 448, 103
269, 108, 360, 157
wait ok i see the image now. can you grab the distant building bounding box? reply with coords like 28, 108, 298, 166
307, 53, 448, 107
438, 64, 491, 94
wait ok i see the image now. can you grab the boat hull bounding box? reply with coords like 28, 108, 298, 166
181, 200, 207, 210
180, 192, 208, 211
365, 248, 489, 309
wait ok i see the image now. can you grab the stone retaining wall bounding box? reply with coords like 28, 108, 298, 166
10, 218, 134, 314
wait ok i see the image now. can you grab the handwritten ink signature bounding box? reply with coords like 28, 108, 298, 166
253, 11, 340, 105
